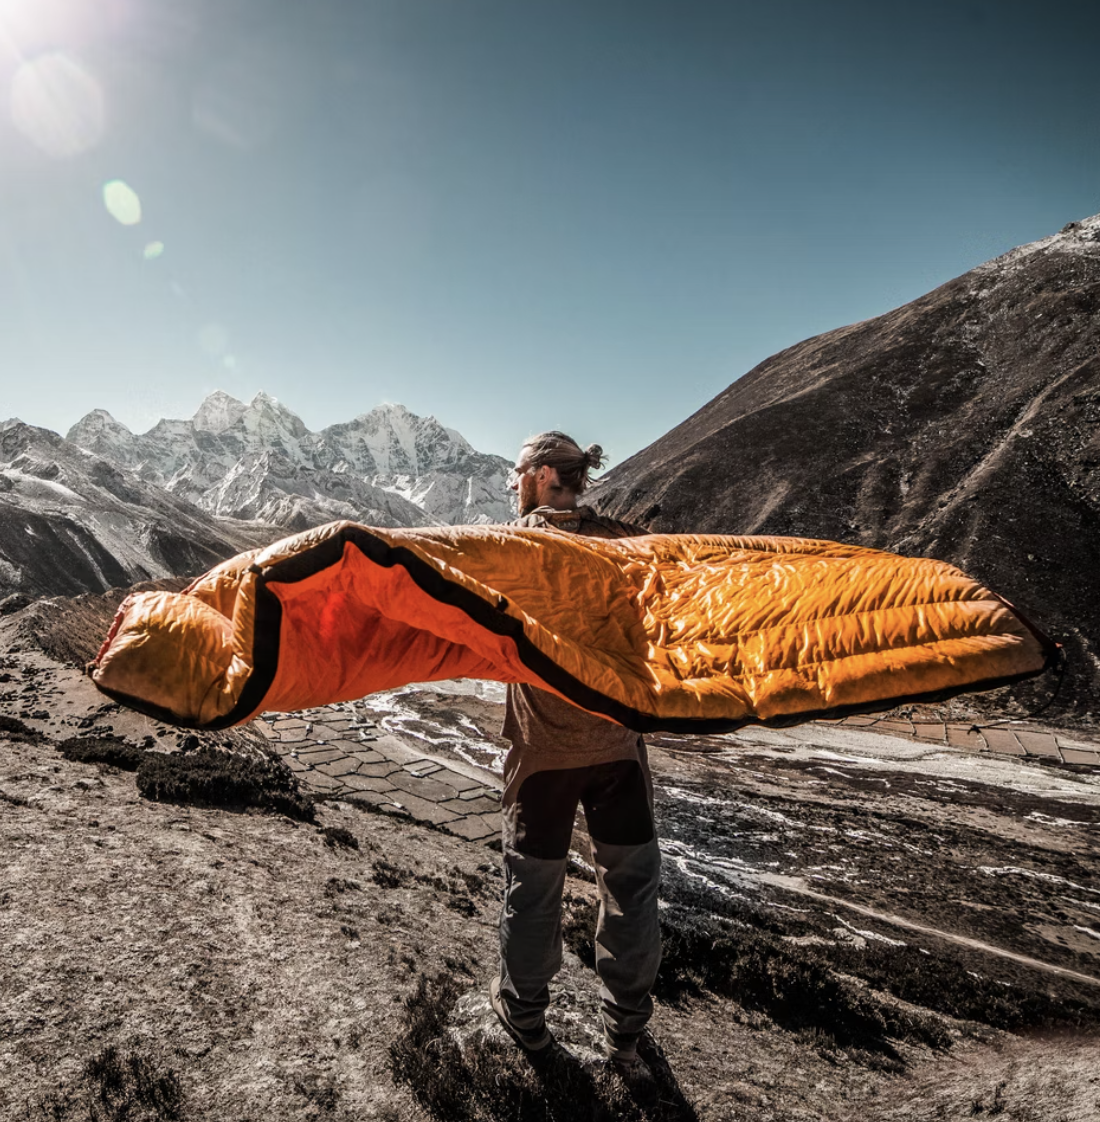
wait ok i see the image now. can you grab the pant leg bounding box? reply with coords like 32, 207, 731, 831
498, 770, 581, 1032
581, 756, 662, 1044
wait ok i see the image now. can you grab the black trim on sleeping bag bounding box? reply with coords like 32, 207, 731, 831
156, 524, 1056, 734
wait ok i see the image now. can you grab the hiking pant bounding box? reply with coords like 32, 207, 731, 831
497, 758, 662, 1046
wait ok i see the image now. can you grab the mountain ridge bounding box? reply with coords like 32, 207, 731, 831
0, 419, 276, 602
591, 213, 1100, 720
1, 395, 513, 602
65, 391, 511, 527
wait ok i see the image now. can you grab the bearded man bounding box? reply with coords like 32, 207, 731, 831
490, 430, 661, 1076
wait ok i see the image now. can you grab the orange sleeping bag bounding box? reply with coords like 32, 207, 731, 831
88, 520, 1056, 732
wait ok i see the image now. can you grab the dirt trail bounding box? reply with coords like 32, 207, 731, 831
760, 871, 1100, 988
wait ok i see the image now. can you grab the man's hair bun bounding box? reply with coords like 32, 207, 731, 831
522, 431, 606, 495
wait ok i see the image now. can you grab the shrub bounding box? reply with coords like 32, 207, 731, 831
136, 747, 315, 822
58, 736, 146, 771
31, 1043, 184, 1121
0, 713, 37, 740
564, 890, 948, 1062
319, 825, 360, 850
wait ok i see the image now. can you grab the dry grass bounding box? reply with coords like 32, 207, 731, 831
389, 972, 699, 1122
57, 735, 147, 771
30, 1043, 185, 1122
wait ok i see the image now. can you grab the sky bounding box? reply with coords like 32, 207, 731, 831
2, 0, 1098, 467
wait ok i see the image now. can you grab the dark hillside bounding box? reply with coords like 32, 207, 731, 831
594, 215, 1100, 721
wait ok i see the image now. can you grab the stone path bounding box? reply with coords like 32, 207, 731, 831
252, 704, 504, 845
249, 695, 1100, 847
822, 714, 1100, 767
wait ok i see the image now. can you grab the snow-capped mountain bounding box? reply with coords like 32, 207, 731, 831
67, 393, 512, 527
0, 420, 277, 602
0, 395, 512, 604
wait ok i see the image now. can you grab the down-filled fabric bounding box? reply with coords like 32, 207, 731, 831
88, 520, 1057, 732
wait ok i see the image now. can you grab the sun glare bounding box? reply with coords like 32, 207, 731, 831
0, 0, 95, 62
10, 51, 104, 158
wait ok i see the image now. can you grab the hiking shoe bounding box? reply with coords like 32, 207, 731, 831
489, 976, 553, 1052
608, 1053, 657, 1090
604, 1032, 658, 1083
603, 1030, 641, 1065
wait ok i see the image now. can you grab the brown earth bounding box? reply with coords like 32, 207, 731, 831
2, 596, 1100, 1121
591, 215, 1100, 726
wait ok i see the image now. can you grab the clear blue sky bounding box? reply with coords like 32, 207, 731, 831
2, 0, 1098, 466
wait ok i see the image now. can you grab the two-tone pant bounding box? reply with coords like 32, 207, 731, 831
497, 757, 662, 1047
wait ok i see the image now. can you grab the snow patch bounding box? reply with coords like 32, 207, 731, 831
975, 867, 1100, 896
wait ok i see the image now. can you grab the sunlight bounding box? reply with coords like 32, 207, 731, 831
0, 0, 95, 46
10, 51, 104, 158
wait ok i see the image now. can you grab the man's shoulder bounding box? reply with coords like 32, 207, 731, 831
512, 505, 649, 539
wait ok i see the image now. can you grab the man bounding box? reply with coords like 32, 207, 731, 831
490, 430, 661, 1074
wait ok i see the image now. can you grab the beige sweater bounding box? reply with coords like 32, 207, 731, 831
501, 505, 648, 805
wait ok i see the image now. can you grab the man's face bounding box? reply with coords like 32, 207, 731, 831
509, 453, 540, 516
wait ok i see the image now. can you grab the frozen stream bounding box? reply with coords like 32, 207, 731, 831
338, 682, 1100, 982
357, 678, 510, 779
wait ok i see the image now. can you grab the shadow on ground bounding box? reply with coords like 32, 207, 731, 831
390, 972, 698, 1122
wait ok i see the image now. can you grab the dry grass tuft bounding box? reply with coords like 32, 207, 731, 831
318, 824, 360, 850
58, 736, 147, 771
0, 713, 39, 741
30, 1043, 185, 1121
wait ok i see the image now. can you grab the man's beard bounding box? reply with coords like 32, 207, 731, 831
515, 476, 538, 516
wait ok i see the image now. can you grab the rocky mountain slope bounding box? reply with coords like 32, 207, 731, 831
593, 213, 1100, 721
2, 594, 1098, 1121
1, 394, 512, 603
0, 420, 276, 603
67, 392, 512, 529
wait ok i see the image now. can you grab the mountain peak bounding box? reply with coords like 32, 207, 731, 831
240, 392, 309, 439
249, 391, 283, 409
74, 408, 123, 426
193, 391, 247, 433
62, 391, 511, 528
66, 409, 134, 446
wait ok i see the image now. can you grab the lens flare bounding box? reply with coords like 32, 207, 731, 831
10, 52, 104, 158
103, 179, 142, 226
143, 241, 165, 260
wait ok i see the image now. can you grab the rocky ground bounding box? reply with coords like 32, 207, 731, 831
1, 596, 1099, 1122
